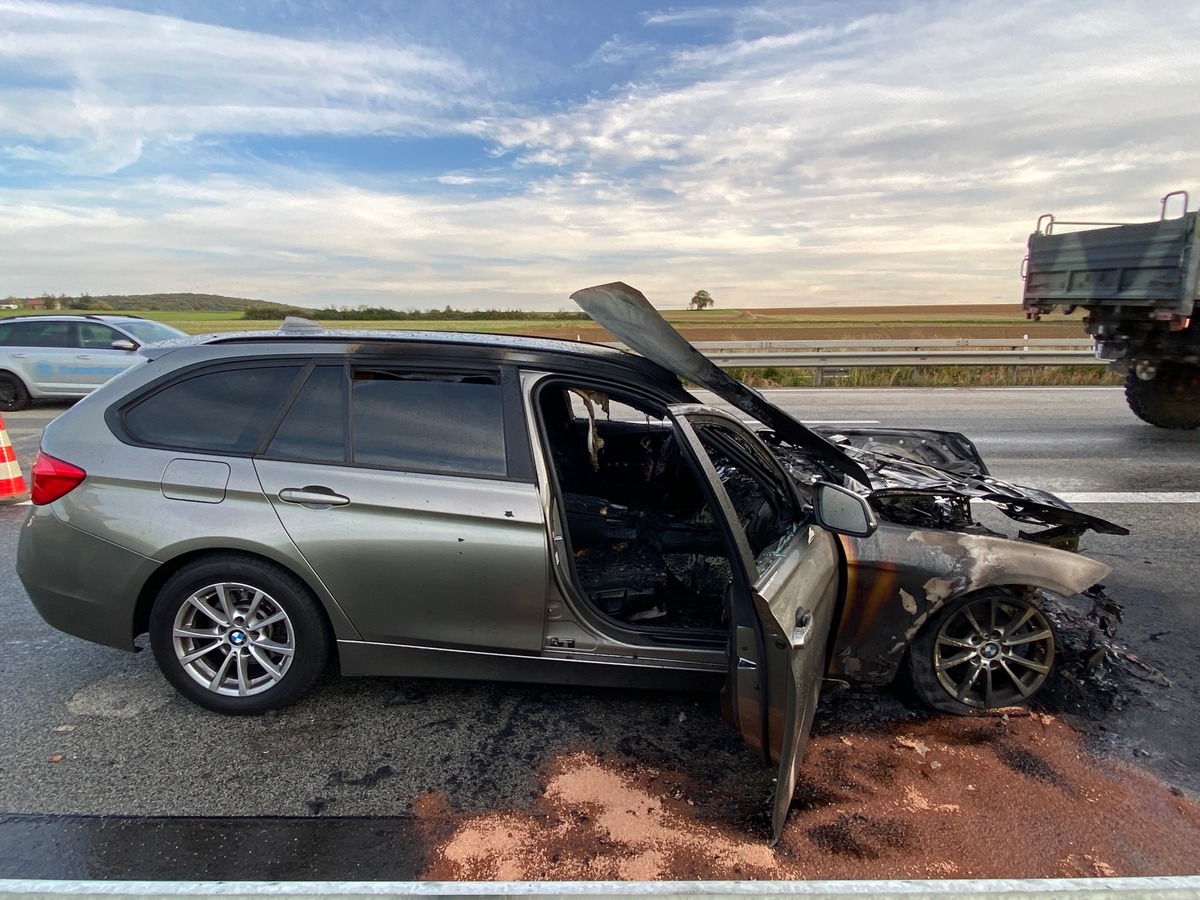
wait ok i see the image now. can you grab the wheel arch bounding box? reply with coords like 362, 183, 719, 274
862, 581, 1045, 687
132, 547, 351, 662
833, 528, 1109, 686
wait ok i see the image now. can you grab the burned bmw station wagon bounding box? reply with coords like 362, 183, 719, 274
18, 282, 1125, 841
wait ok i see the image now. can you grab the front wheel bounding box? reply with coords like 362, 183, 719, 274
149, 555, 331, 714
908, 591, 1056, 714
1125, 362, 1200, 429
0, 372, 31, 411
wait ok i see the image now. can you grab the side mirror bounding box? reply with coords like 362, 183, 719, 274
111, 340, 136, 351
812, 482, 877, 538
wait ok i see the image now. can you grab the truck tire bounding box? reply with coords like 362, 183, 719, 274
1124, 362, 1200, 429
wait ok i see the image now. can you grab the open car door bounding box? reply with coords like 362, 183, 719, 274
670, 407, 842, 844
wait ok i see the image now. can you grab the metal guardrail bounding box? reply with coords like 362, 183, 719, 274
693, 338, 1099, 368
705, 349, 1099, 368
606, 338, 1103, 378
689, 338, 1095, 352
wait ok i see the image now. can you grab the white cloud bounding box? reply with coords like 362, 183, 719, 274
2, 0, 1199, 308
0, 0, 479, 173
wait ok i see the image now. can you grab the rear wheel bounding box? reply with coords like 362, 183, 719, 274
0, 372, 30, 411
908, 591, 1056, 714
150, 555, 331, 714
1125, 362, 1200, 429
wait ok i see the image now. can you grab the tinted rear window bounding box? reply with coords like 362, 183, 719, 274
123, 365, 304, 453
0, 321, 74, 347
266, 365, 348, 463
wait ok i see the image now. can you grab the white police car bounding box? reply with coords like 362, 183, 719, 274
0, 314, 186, 410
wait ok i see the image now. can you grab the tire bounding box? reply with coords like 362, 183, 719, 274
149, 555, 331, 715
908, 590, 1056, 714
1124, 362, 1200, 429
0, 372, 30, 412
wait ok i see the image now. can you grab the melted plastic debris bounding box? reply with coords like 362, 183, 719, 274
1035, 586, 1169, 719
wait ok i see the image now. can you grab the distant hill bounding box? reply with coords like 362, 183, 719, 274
7, 293, 298, 312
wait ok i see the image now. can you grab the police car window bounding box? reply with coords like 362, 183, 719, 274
77, 324, 122, 349
7, 321, 72, 348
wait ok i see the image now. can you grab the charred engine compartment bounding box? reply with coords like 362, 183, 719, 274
539, 385, 745, 634
768, 429, 1128, 548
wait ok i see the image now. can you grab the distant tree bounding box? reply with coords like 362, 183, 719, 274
67, 293, 114, 311
689, 290, 714, 310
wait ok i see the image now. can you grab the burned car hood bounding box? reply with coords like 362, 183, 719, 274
571, 282, 1127, 541
809, 426, 1128, 537
570, 282, 871, 486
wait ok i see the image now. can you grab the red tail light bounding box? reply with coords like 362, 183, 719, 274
30, 452, 87, 505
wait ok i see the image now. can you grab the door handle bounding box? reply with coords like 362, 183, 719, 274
278, 486, 350, 508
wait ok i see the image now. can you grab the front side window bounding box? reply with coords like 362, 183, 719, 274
350, 369, 506, 477
538, 381, 731, 633
77, 323, 123, 349
691, 421, 802, 576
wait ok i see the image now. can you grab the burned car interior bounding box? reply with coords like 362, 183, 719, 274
537, 380, 801, 634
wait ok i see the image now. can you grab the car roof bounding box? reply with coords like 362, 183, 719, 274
139, 328, 690, 392
0, 314, 152, 324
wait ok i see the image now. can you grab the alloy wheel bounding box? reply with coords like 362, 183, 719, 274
931, 594, 1054, 709
170, 581, 296, 697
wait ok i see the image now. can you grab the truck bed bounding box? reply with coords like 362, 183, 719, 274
1023, 211, 1200, 319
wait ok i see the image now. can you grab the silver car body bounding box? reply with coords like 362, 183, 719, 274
0, 314, 187, 408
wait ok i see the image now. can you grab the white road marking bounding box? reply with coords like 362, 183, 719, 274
1056, 492, 1200, 504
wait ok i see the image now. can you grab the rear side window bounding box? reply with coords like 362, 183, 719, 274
266, 366, 347, 463
123, 365, 305, 453
351, 369, 506, 476
0, 321, 74, 347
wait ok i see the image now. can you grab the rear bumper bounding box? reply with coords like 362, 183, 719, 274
17, 506, 159, 651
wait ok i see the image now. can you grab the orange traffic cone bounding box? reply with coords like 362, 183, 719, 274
0, 413, 30, 504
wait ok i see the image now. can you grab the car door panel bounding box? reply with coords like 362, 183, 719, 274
750, 526, 839, 843
255, 459, 549, 653
671, 407, 839, 845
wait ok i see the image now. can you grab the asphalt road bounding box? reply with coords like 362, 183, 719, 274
0, 387, 1197, 879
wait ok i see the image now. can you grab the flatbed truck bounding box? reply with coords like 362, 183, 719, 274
1022, 191, 1200, 428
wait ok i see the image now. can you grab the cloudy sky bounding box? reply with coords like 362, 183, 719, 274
2, 1, 1197, 310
